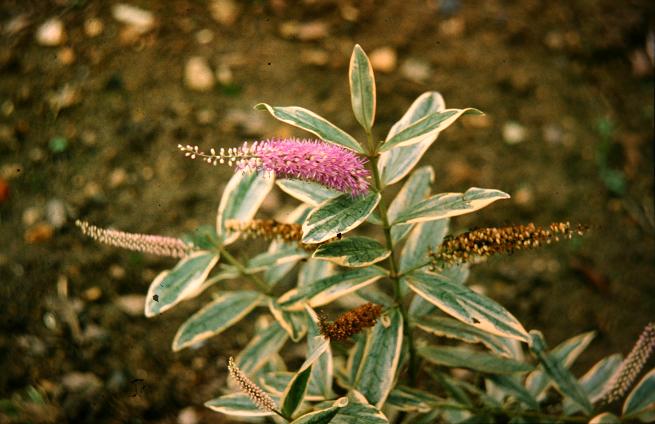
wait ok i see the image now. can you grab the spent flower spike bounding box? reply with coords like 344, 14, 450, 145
179, 138, 370, 196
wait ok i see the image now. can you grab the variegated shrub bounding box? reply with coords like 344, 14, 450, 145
79, 45, 654, 423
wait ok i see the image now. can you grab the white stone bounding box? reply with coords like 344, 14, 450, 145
369, 47, 397, 73
112, 3, 155, 34
185, 57, 214, 92
502, 121, 527, 145
35, 18, 65, 46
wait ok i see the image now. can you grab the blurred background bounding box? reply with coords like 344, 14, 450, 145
0, 0, 653, 422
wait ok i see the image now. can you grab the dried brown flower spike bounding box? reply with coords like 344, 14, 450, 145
227, 357, 278, 413
319, 303, 383, 341
430, 222, 587, 269
225, 218, 339, 250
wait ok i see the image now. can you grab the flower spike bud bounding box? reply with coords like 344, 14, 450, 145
227, 357, 278, 413
76, 220, 194, 258
600, 322, 655, 404
319, 303, 383, 341
429, 222, 587, 269
179, 138, 370, 196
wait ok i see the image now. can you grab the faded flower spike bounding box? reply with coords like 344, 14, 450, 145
227, 357, 278, 413
178, 138, 370, 196
600, 322, 655, 404
76, 220, 193, 258
430, 222, 586, 268
319, 303, 383, 341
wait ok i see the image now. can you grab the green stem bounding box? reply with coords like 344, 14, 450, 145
366, 131, 418, 386
218, 245, 270, 293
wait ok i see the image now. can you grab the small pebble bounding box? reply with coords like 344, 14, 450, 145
279, 21, 329, 41
84, 18, 104, 37
440, 17, 465, 37
178, 407, 199, 424
62, 372, 102, 393
215, 64, 233, 85
48, 84, 80, 112
25, 223, 54, 243
112, 3, 155, 33
502, 121, 526, 145
109, 168, 128, 188
83, 286, 102, 301
369, 47, 397, 73
462, 113, 492, 129
400, 58, 432, 83
46, 198, 66, 229
23, 206, 42, 226
185, 57, 215, 92
115, 294, 145, 316
195, 28, 214, 44
542, 124, 563, 145
209, 0, 240, 26
57, 47, 75, 65
35, 18, 65, 46
109, 264, 126, 280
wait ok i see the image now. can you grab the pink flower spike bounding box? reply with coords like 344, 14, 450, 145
243, 138, 370, 196
180, 138, 371, 196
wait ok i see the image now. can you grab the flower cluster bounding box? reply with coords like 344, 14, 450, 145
179, 138, 370, 196
76, 220, 193, 258
319, 303, 383, 341
224, 218, 340, 250
601, 322, 655, 404
429, 222, 586, 268
227, 357, 278, 413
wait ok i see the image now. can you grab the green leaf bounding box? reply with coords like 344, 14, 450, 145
378, 92, 446, 186
172, 291, 263, 351
414, 316, 516, 358
408, 264, 468, 318
347, 333, 367, 388
349, 44, 376, 131
298, 259, 335, 288
623, 368, 655, 421
236, 320, 289, 375
528, 330, 593, 414
486, 375, 539, 409
379, 108, 482, 152
182, 224, 220, 250
306, 306, 334, 399
281, 336, 331, 418
204, 393, 277, 417
526, 331, 596, 398
268, 299, 307, 342
291, 397, 348, 424
302, 192, 381, 244
313, 236, 390, 267
393, 187, 510, 225
279, 266, 387, 309
589, 413, 621, 424
247, 245, 308, 272
255, 103, 364, 153
387, 386, 444, 412
354, 308, 404, 407
406, 270, 529, 342
329, 390, 389, 423
277, 179, 341, 206
399, 218, 449, 274
388, 166, 434, 243
145, 251, 219, 317
217, 171, 274, 245
419, 345, 533, 374
563, 354, 622, 414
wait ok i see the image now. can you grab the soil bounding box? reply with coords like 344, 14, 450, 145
1, 0, 653, 423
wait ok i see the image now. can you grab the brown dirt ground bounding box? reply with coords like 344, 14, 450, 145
1, 0, 653, 422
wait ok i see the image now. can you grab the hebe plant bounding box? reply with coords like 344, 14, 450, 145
79, 45, 654, 423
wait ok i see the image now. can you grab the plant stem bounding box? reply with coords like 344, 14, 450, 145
217, 245, 270, 293
366, 131, 418, 386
